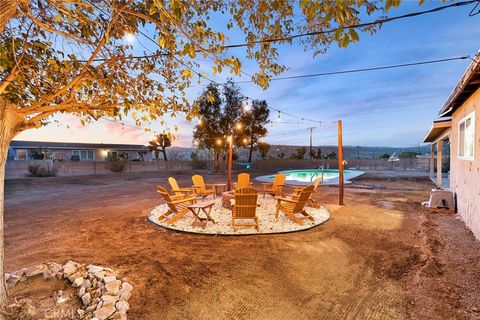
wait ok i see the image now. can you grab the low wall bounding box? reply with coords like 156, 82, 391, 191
5, 158, 430, 180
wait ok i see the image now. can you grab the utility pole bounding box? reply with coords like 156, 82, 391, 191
338, 120, 344, 205
307, 127, 316, 160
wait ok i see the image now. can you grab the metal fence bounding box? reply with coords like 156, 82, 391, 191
5, 157, 432, 180
251, 158, 430, 172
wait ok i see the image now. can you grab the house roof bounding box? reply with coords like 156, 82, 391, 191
10, 140, 146, 150
423, 118, 452, 143
438, 51, 480, 117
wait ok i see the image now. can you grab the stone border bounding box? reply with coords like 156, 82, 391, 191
5, 261, 133, 320
148, 198, 330, 236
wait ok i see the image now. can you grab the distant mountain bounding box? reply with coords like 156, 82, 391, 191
167, 144, 430, 161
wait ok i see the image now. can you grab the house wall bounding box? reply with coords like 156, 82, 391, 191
450, 88, 480, 240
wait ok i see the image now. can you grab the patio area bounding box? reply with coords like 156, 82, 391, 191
5, 171, 480, 319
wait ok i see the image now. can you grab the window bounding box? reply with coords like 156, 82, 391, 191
72, 150, 94, 160
16, 149, 27, 160
458, 111, 475, 160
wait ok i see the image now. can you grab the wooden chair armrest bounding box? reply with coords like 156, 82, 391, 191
170, 196, 196, 204
275, 196, 298, 204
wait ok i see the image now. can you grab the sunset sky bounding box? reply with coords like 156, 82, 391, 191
15, 1, 480, 148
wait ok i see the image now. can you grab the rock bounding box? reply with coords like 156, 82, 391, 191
6, 274, 21, 289
72, 276, 84, 288
93, 305, 116, 320
87, 265, 104, 273
92, 270, 106, 280
82, 292, 92, 306
110, 311, 127, 320
105, 280, 121, 296
116, 300, 130, 313
101, 294, 118, 305
79, 279, 91, 297
472, 307, 480, 313
68, 271, 83, 283
119, 282, 133, 301
103, 275, 116, 283
77, 309, 85, 318
25, 264, 46, 277
86, 304, 97, 312
63, 261, 78, 276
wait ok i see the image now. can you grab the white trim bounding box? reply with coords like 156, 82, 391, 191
458, 111, 475, 161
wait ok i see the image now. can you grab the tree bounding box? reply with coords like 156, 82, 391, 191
148, 134, 172, 161
240, 100, 270, 162
325, 152, 337, 159
379, 153, 391, 160
257, 142, 271, 159
290, 147, 307, 160
399, 151, 418, 159
311, 148, 322, 159
0, 0, 408, 311
193, 81, 245, 171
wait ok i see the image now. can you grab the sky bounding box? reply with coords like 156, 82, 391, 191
15, 1, 480, 148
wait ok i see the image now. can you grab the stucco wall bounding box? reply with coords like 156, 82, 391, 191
450, 88, 480, 240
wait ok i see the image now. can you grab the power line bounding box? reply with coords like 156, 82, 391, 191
220, 0, 479, 49
87, 0, 478, 62
234, 56, 470, 83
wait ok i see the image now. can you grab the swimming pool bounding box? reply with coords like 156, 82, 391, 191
255, 169, 364, 186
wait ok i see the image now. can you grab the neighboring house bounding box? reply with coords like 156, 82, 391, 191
424, 51, 480, 239
8, 140, 153, 161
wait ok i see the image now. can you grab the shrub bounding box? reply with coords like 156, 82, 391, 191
191, 151, 208, 169
28, 164, 57, 177
107, 159, 128, 173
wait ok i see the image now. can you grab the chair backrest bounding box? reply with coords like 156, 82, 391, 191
313, 177, 322, 191
236, 173, 250, 189
157, 185, 179, 213
272, 174, 286, 189
168, 177, 182, 196
292, 185, 315, 212
233, 187, 258, 219
192, 174, 206, 193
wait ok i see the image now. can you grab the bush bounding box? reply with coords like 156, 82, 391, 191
191, 151, 208, 169
28, 164, 57, 177
106, 159, 128, 173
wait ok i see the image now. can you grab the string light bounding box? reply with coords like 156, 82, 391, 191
243, 101, 251, 112
236, 123, 242, 130
123, 32, 136, 43
243, 138, 248, 144
198, 118, 203, 126
277, 111, 281, 118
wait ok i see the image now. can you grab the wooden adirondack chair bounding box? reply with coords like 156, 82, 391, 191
261, 173, 286, 198
232, 187, 260, 231
276, 185, 315, 225
291, 177, 322, 208
233, 173, 251, 189
157, 186, 197, 225
192, 175, 216, 199
168, 177, 194, 198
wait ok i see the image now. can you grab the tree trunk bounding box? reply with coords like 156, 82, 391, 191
248, 140, 254, 163
0, 103, 24, 316
162, 147, 167, 161
214, 150, 220, 172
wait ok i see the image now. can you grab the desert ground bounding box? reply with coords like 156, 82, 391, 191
5, 171, 480, 319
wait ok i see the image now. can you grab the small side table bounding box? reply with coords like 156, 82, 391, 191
209, 183, 227, 195
187, 201, 216, 229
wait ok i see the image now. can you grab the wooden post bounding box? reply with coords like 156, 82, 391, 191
337, 120, 344, 205
430, 143, 434, 180
227, 136, 233, 191
437, 140, 443, 187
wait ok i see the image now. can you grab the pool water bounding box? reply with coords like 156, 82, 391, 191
255, 169, 364, 185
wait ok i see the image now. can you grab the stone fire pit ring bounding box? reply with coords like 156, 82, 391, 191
148, 197, 330, 235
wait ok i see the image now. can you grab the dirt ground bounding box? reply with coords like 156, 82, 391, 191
4, 171, 480, 319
